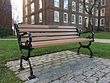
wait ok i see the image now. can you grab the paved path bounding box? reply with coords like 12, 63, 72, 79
6, 51, 110, 83
95, 38, 110, 43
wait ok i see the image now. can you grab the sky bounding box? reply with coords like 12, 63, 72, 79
11, 0, 23, 23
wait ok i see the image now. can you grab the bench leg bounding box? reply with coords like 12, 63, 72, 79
19, 56, 25, 70
19, 50, 36, 80
27, 50, 36, 80
77, 42, 93, 58
27, 58, 36, 80
77, 46, 81, 55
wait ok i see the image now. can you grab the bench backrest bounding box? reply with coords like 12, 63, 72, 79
17, 24, 79, 43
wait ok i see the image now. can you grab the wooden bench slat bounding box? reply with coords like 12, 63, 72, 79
19, 24, 76, 29
20, 32, 78, 37
28, 38, 93, 48
21, 36, 79, 42
19, 29, 77, 33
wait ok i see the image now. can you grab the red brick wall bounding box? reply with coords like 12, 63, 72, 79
0, 0, 12, 30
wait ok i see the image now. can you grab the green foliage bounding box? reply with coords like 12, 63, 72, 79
0, 27, 12, 38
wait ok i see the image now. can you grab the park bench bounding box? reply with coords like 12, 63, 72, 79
14, 24, 94, 79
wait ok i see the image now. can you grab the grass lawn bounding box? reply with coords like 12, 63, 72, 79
0, 40, 110, 83
94, 32, 110, 39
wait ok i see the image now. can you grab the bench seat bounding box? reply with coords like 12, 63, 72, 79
22, 38, 93, 48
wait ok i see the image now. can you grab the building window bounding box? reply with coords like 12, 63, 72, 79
100, 18, 105, 26
79, 3, 83, 13
71, 14, 76, 24
39, 0, 42, 9
39, 12, 42, 23
63, 13, 68, 23
54, 0, 59, 7
85, 0, 89, 3
31, 3, 34, 13
101, 8, 105, 16
54, 11, 59, 22
85, 5, 89, 14
79, 15, 82, 24
85, 17, 89, 27
64, 0, 68, 9
25, 7, 28, 15
31, 15, 35, 24
92, 8, 94, 15
25, 0, 28, 5
25, 17, 28, 24
101, 0, 106, 6
72, 1, 76, 11
95, 9, 98, 16
91, 0, 94, 4
95, 18, 98, 26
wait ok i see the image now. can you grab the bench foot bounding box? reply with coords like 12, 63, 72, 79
28, 75, 36, 80
77, 42, 93, 58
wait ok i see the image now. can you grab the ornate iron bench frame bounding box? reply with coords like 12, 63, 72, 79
14, 24, 94, 80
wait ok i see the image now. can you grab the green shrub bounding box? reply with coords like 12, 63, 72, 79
0, 27, 12, 38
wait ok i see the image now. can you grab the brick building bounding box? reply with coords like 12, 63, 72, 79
23, 0, 110, 31
0, 0, 12, 30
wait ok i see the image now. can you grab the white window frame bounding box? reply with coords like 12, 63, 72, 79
95, 18, 98, 26
64, 0, 68, 9
25, 0, 28, 5
25, 17, 28, 24
85, 17, 89, 27
25, 7, 28, 15
71, 14, 76, 24
39, 0, 42, 9
63, 13, 68, 23
54, 0, 59, 7
31, 15, 35, 24
54, 11, 59, 22
72, 1, 76, 11
79, 15, 82, 24
100, 18, 105, 26
39, 12, 42, 23
79, 3, 83, 13
95, 9, 98, 16
31, 3, 34, 13
101, 0, 106, 6
101, 8, 105, 16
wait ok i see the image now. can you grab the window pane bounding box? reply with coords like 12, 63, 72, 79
95, 18, 98, 26
101, 8, 105, 16
25, 17, 28, 24
71, 14, 76, 24
100, 18, 105, 26
63, 13, 68, 23
31, 3, 34, 13
54, 0, 59, 7
25, 0, 27, 5
39, 0, 42, 9
64, 0, 68, 9
31, 15, 35, 24
79, 15, 82, 24
79, 3, 83, 13
25, 7, 28, 15
101, 0, 106, 6
85, 17, 89, 27
39, 12, 42, 23
54, 11, 59, 22
72, 1, 76, 11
